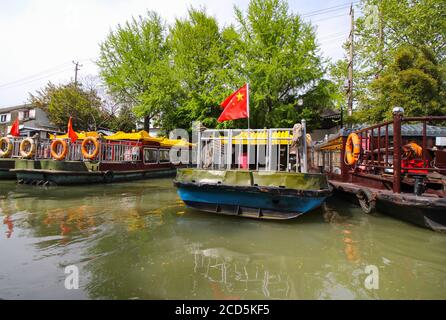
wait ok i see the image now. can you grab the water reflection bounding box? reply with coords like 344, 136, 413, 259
192, 246, 291, 299
0, 179, 446, 299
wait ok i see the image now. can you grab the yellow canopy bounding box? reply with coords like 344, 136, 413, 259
217, 131, 292, 145
103, 130, 163, 142
49, 131, 100, 140
50, 130, 192, 147
159, 138, 193, 148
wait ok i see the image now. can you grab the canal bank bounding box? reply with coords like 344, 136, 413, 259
0, 178, 445, 299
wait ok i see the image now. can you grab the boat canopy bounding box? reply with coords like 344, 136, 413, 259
49, 131, 99, 140
213, 130, 293, 145
104, 130, 163, 142
50, 130, 192, 147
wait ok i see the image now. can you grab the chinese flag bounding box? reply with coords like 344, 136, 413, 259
67, 117, 78, 143
9, 118, 20, 136
217, 84, 249, 122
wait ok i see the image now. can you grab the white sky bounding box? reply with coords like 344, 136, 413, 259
0, 0, 355, 108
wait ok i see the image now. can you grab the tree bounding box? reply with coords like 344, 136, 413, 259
97, 11, 170, 131
233, 0, 335, 129
162, 8, 239, 131
98, 1, 338, 132
355, 45, 446, 123
29, 82, 107, 131
331, 0, 446, 122
108, 105, 138, 132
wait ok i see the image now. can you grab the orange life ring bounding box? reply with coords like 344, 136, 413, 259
345, 133, 361, 165
81, 136, 99, 160
19, 137, 36, 159
0, 137, 13, 158
50, 139, 68, 161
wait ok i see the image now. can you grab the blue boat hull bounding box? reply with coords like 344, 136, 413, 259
176, 185, 327, 220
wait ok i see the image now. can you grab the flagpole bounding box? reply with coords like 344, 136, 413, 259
247, 82, 250, 170
247, 82, 250, 130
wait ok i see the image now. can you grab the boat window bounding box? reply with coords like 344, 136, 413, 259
159, 149, 170, 163
144, 148, 158, 164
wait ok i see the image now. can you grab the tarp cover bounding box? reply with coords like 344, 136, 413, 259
176, 168, 329, 190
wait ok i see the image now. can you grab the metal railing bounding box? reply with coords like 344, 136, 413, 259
196, 122, 310, 172
53, 139, 142, 162
345, 111, 446, 193
6, 137, 52, 159
2, 137, 142, 162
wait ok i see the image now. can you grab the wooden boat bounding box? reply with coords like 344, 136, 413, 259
9, 131, 189, 186
174, 125, 331, 220
314, 107, 446, 231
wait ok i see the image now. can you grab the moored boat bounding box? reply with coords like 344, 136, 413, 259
9, 130, 190, 186
174, 124, 331, 220
175, 169, 331, 219
314, 107, 446, 231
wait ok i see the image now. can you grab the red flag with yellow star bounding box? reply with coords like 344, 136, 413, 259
217, 84, 249, 122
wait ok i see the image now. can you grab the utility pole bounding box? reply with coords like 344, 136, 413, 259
377, 4, 384, 76
73, 61, 82, 86
347, 4, 354, 117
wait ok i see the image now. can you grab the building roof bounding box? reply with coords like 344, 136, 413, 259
353, 123, 446, 137
0, 104, 34, 113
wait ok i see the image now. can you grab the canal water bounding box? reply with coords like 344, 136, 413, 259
0, 178, 445, 300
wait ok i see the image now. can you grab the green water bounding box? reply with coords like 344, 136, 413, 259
0, 178, 445, 300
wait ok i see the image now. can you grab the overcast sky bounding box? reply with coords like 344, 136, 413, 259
0, 0, 357, 108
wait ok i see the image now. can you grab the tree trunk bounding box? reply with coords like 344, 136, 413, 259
144, 116, 151, 132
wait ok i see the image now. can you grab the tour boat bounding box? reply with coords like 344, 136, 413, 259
9, 130, 190, 186
174, 125, 331, 220
314, 107, 446, 231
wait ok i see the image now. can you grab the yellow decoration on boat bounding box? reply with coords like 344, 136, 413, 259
159, 138, 192, 147
219, 130, 292, 145
50, 130, 193, 147
104, 130, 163, 142
49, 131, 99, 140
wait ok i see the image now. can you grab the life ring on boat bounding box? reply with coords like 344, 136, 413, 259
19, 137, 36, 159
81, 136, 99, 160
50, 139, 68, 161
0, 137, 13, 158
345, 133, 361, 165
356, 189, 376, 214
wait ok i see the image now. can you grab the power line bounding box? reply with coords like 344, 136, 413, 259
0, 67, 73, 91
301, 1, 360, 18
311, 13, 349, 23
0, 62, 72, 88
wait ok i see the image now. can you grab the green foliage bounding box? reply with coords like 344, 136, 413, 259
162, 8, 236, 132
355, 45, 446, 122
108, 106, 138, 132
331, 0, 446, 123
97, 11, 170, 130
233, 0, 334, 129
29, 82, 107, 131
98, 0, 338, 131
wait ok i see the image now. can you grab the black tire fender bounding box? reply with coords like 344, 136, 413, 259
104, 170, 114, 183
356, 189, 376, 214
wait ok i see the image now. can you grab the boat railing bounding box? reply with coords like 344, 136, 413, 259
351, 115, 446, 175
331, 108, 446, 193
5, 137, 52, 159
196, 121, 312, 172
60, 139, 142, 163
